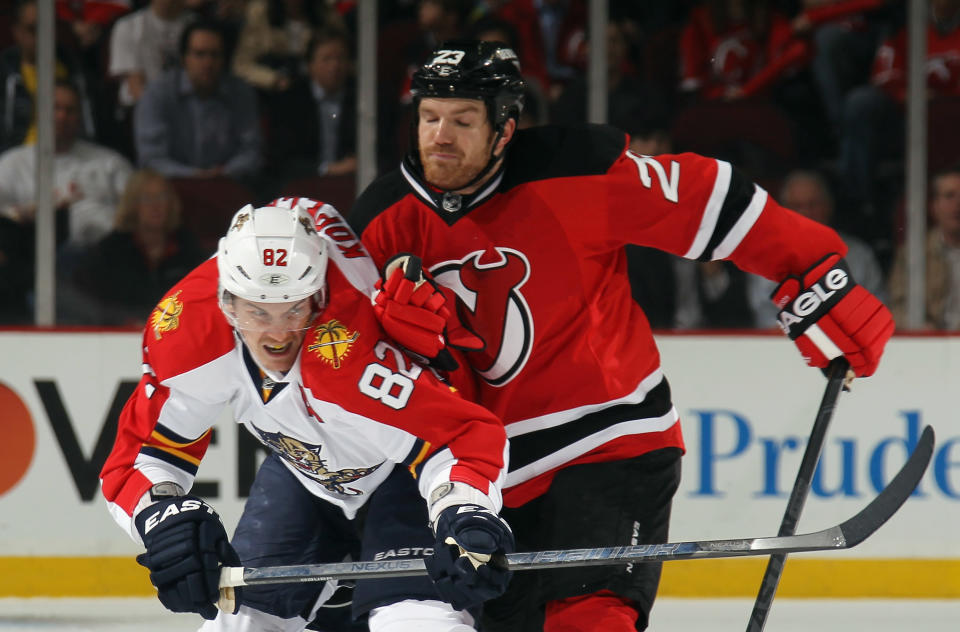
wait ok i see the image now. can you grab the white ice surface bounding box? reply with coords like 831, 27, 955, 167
0, 597, 957, 631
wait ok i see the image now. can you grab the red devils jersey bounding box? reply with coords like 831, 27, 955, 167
100, 201, 507, 542
350, 125, 846, 507
872, 23, 960, 102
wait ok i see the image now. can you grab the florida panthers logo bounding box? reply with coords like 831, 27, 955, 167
432, 247, 533, 386
252, 426, 383, 495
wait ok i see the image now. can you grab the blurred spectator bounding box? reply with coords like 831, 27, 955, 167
533, 0, 586, 97
471, 6, 550, 95
184, 0, 247, 49
470, 13, 549, 126
265, 25, 356, 182
232, 0, 336, 94
0, 0, 98, 151
398, 0, 474, 103
56, 0, 131, 33
71, 169, 205, 326
0, 80, 132, 253
416, 0, 472, 51
677, 0, 864, 165
109, 0, 192, 108
134, 19, 262, 179
551, 17, 668, 130
789, 0, 891, 134
838, 0, 960, 211
57, 0, 132, 152
674, 259, 754, 328
678, 0, 792, 101
888, 165, 960, 330
0, 215, 32, 324
748, 169, 886, 328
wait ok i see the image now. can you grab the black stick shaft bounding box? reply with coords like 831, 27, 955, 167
746, 358, 850, 632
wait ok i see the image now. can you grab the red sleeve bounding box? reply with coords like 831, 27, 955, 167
741, 38, 811, 97
99, 359, 214, 516
679, 8, 711, 93
597, 151, 847, 280
99, 260, 231, 518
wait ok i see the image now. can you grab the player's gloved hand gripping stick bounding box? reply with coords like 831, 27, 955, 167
424, 503, 515, 610
372, 253, 483, 371
135, 488, 242, 620
772, 253, 893, 377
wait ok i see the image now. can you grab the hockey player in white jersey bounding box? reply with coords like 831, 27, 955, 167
100, 198, 513, 631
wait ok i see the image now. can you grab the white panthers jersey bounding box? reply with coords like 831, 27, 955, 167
101, 201, 508, 543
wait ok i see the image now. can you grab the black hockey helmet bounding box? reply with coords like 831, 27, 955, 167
411, 40, 526, 131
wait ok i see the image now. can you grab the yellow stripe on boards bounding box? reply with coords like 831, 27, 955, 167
658, 558, 960, 598
0, 557, 958, 598
0, 558, 153, 597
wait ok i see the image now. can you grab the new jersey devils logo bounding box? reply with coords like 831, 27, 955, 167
432, 247, 533, 386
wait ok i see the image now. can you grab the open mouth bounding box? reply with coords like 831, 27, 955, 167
263, 341, 293, 355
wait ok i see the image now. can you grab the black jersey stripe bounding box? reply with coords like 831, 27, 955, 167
507, 377, 673, 471
696, 166, 757, 262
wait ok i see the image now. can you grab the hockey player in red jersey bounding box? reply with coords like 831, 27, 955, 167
348, 41, 895, 631
100, 198, 514, 631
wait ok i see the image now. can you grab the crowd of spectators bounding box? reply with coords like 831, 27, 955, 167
1, 0, 959, 331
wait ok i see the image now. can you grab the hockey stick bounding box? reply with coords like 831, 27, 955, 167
745, 357, 851, 632
219, 424, 933, 590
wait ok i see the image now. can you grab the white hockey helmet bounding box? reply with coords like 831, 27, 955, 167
217, 202, 328, 326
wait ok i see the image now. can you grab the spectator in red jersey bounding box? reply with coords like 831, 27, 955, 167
837, 0, 960, 260
678, 0, 798, 102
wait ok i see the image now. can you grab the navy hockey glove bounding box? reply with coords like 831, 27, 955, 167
372, 253, 484, 372
135, 495, 241, 620
772, 254, 894, 377
425, 504, 514, 610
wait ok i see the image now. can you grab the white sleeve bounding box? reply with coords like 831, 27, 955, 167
108, 17, 140, 76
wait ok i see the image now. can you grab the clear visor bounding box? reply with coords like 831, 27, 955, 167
219, 290, 323, 333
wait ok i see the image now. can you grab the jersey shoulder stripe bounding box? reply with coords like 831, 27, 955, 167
695, 164, 760, 261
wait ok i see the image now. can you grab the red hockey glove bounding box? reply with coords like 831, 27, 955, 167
772, 254, 894, 377
372, 254, 483, 370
